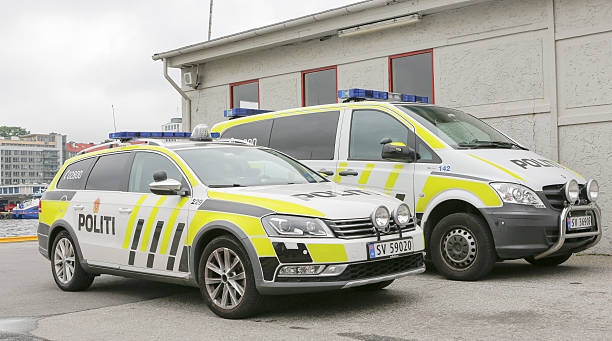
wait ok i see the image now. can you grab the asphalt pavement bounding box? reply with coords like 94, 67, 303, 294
1, 241, 610, 340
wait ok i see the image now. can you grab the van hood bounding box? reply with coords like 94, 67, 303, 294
206, 182, 403, 220
458, 149, 584, 190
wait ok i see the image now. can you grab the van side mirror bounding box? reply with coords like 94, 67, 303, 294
148, 170, 183, 195
381, 142, 419, 163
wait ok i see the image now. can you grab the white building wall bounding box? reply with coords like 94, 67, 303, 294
176, 0, 611, 253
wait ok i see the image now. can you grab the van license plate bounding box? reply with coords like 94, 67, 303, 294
368, 238, 412, 259
567, 216, 592, 230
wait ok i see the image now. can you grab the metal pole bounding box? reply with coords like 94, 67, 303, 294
111, 105, 117, 132
208, 0, 214, 41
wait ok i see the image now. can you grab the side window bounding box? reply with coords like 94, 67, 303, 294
350, 110, 413, 160
56, 157, 96, 190
85, 153, 133, 191
269, 111, 340, 160
129, 152, 185, 193
230, 80, 259, 109
221, 119, 273, 146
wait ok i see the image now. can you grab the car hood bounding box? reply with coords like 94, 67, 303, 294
456, 149, 584, 190
206, 182, 403, 220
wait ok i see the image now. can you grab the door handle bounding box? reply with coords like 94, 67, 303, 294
118, 208, 132, 214
73, 205, 84, 211
318, 169, 334, 176
338, 169, 358, 176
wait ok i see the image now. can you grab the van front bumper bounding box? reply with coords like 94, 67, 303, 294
256, 252, 425, 295
481, 203, 602, 260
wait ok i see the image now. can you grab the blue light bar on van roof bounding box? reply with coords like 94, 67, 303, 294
224, 108, 273, 118
338, 88, 429, 103
108, 131, 192, 139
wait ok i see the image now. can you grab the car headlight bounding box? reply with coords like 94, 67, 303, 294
262, 215, 333, 237
393, 203, 411, 227
490, 183, 545, 208
371, 206, 390, 232
586, 179, 599, 202
564, 179, 580, 204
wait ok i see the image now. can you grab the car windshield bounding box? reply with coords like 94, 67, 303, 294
397, 105, 526, 150
176, 146, 327, 187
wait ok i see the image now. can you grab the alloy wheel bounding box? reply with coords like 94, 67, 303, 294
204, 247, 246, 310
54, 237, 76, 284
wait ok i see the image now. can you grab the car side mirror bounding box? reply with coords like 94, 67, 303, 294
148, 170, 183, 195
381, 142, 419, 163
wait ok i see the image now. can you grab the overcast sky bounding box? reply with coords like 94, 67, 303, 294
0, 0, 359, 143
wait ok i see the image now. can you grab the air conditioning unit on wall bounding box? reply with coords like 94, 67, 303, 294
183, 72, 198, 88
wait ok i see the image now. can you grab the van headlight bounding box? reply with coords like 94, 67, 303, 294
490, 183, 545, 208
393, 203, 411, 227
586, 179, 599, 202
262, 215, 333, 237
564, 179, 580, 204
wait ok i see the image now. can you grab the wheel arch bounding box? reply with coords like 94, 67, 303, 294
189, 220, 264, 286
48, 219, 85, 262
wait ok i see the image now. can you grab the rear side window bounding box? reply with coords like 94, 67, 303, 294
56, 158, 96, 190
268, 111, 339, 160
85, 153, 133, 191
129, 152, 185, 193
221, 119, 273, 147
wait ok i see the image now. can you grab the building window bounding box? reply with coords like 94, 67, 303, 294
302, 66, 337, 106
230, 80, 259, 109
389, 49, 434, 103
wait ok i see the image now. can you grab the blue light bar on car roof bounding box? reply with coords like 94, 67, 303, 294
338, 88, 429, 103
108, 131, 192, 139
224, 108, 273, 118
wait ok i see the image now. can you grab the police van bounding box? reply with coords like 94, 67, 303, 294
37, 126, 425, 318
212, 88, 602, 281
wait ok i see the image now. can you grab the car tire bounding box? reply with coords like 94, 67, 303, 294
430, 213, 496, 281
524, 253, 572, 267
51, 230, 94, 291
198, 235, 263, 319
353, 279, 394, 291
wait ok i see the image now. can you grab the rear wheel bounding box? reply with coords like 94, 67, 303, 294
524, 253, 572, 266
198, 235, 263, 319
353, 280, 394, 291
430, 213, 496, 281
51, 231, 94, 291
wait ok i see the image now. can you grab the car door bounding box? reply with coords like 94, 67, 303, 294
77, 152, 134, 266
336, 108, 417, 211
267, 110, 341, 178
123, 151, 191, 275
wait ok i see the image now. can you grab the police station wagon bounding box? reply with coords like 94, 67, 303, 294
213, 88, 602, 281
37, 126, 425, 318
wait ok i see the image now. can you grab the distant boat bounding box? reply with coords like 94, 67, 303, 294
11, 198, 39, 219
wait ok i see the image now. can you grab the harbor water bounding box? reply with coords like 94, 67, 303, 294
0, 219, 38, 238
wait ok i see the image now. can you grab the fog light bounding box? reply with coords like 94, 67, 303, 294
278, 265, 325, 277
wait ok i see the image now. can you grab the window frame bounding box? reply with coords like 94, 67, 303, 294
301, 65, 338, 107
128, 150, 192, 195
388, 49, 435, 104
347, 109, 440, 164
230, 79, 260, 109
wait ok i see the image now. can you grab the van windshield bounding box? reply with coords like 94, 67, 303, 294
398, 105, 526, 150
176, 146, 327, 188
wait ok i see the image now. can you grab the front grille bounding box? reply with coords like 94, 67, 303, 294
542, 184, 588, 210
276, 253, 424, 283
325, 217, 415, 239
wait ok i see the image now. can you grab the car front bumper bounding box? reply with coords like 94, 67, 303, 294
481, 203, 602, 260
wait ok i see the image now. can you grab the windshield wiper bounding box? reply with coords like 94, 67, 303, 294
458, 140, 526, 150
208, 184, 246, 188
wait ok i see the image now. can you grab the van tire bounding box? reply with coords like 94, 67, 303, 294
198, 235, 263, 319
51, 231, 94, 291
353, 280, 394, 291
524, 253, 572, 267
430, 213, 496, 281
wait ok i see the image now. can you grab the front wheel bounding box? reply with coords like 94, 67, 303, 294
51, 230, 94, 291
524, 253, 572, 267
430, 213, 496, 281
198, 235, 263, 319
